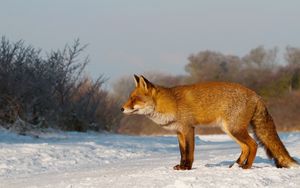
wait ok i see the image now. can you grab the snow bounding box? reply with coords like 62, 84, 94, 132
0, 128, 299, 188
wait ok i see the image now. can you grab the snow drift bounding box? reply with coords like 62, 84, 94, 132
0, 129, 299, 188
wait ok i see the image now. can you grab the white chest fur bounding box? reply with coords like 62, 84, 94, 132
147, 111, 176, 125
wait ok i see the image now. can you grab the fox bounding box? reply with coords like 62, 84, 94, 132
121, 75, 298, 170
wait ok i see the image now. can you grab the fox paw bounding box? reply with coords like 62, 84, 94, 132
229, 162, 245, 168
173, 164, 192, 170
241, 164, 252, 169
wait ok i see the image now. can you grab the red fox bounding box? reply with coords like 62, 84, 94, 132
121, 75, 298, 170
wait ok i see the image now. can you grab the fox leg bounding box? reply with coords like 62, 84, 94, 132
236, 143, 250, 166
174, 127, 195, 170
230, 130, 257, 169
229, 141, 249, 168
240, 135, 257, 169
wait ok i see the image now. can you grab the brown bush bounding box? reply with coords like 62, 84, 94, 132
267, 91, 300, 132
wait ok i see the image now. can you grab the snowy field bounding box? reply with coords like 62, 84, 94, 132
0, 128, 300, 188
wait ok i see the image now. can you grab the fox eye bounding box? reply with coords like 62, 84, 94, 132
130, 96, 138, 102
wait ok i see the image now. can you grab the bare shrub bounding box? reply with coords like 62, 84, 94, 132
0, 36, 113, 133
185, 50, 242, 83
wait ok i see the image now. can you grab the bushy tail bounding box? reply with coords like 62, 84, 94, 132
251, 99, 298, 168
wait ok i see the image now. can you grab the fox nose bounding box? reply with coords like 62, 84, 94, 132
121, 107, 124, 112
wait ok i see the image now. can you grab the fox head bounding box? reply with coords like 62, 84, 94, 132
121, 75, 156, 115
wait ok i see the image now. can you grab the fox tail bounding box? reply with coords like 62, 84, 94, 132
251, 99, 298, 168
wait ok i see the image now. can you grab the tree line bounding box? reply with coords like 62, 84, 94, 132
0, 36, 299, 135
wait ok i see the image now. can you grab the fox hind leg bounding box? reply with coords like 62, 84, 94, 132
230, 130, 257, 169
229, 141, 249, 168
223, 122, 257, 169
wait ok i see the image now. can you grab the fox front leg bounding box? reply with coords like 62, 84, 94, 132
174, 128, 195, 170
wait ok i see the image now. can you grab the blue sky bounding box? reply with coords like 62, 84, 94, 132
1, 0, 300, 82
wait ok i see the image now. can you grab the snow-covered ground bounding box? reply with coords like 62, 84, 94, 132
0, 129, 299, 188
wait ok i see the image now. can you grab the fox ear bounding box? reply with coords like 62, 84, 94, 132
139, 75, 154, 92
134, 74, 140, 87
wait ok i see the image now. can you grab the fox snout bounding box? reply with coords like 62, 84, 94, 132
121, 105, 137, 114
120, 106, 134, 114
121, 100, 136, 114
